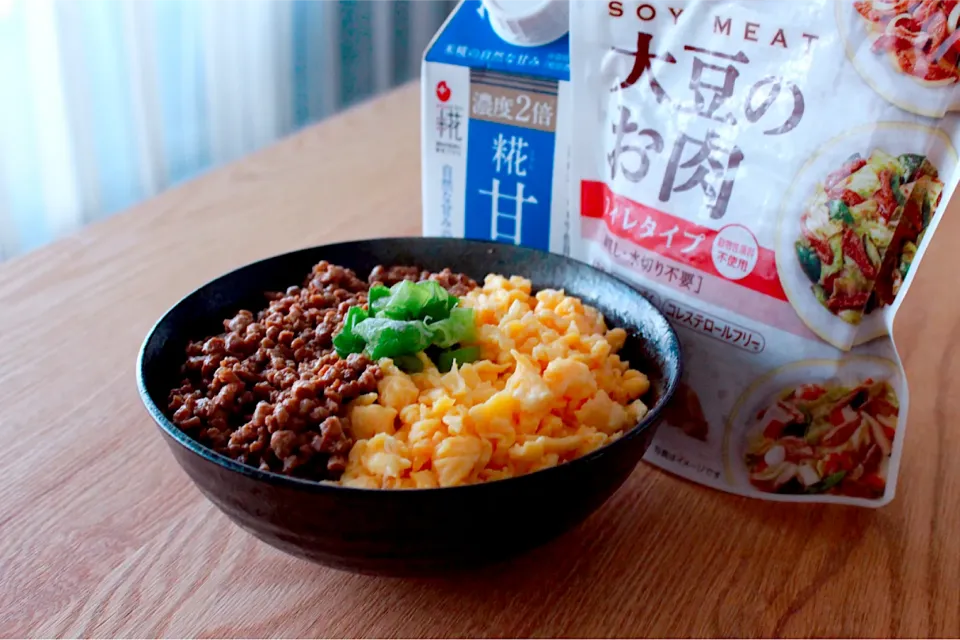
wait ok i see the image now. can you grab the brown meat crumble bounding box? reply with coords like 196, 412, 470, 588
167, 261, 477, 481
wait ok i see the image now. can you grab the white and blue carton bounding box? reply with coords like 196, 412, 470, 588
421, 0, 572, 255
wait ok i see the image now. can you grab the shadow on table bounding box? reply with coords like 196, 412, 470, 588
349, 468, 879, 637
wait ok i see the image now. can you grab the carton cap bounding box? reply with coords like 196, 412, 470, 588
481, 0, 569, 47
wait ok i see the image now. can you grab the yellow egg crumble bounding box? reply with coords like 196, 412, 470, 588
339, 274, 651, 488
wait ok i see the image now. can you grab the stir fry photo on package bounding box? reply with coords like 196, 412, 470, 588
569, 0, 960, 505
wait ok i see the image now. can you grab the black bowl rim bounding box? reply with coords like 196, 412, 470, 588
136, 237, 682, 495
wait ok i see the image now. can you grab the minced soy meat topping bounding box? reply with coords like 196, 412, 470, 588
166, 261, 477, 481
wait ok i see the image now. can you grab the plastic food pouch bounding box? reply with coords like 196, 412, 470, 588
570, 0, 960, 506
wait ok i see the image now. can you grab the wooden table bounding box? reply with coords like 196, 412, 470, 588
2, 82, 958, 638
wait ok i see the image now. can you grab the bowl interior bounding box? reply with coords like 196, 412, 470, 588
138, 237, 682, 485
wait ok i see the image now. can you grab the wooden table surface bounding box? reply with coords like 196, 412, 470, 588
2, 82, 959, 639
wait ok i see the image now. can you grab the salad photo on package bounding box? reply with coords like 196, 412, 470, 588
721, 355, 905, 501
838, 0, 960, 117
853, 0, 960, 86
744, 377, 899, 499
775, 123, 955, 351
794, 148, 944, 325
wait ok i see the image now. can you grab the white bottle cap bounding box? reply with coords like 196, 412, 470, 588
481, 0, 569, 48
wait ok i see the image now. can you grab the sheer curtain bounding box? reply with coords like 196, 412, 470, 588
0, 0, 455, 261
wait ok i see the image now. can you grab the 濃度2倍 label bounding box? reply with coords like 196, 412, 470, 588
421, 0, 573, 255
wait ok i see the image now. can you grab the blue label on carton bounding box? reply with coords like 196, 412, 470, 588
422, 1, 571, 255
463, 77, 558, 251
426, 0, 570, 82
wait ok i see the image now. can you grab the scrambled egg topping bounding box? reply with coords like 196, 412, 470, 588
340, 274, 650, 488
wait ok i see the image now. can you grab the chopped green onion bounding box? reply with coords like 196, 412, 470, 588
368, 283, 392, 306
353, 318, 433, 360
369, 279, 458, 321
437, 345, 481, 373
333, 306, 369, 358
333, 278, 479, 366
393, 354, 425, 374
427, 307, 477, 349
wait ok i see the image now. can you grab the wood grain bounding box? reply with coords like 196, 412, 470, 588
1, 82, 958, 638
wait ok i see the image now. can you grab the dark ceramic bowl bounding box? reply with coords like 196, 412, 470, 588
137, 237, 681, 575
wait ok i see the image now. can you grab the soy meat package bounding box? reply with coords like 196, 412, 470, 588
570, 0, 960, 505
